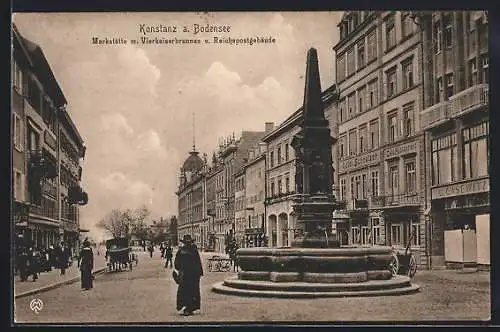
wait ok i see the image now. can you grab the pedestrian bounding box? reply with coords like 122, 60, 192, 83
18, 247, 29, 282
78, 239, 94, 290
148, 244, 154, 258
229, 240, 239, 272
164, 244, 173, 268
28, 247, 40, 282
57, 242, 71, 276
174, 234, 203, 316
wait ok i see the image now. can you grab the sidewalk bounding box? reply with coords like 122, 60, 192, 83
14, 253, 108, 299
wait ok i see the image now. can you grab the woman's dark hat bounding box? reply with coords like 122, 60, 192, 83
83, 240, 91, 247
180, 234, 193, 243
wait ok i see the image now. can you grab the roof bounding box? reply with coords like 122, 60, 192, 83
182, 151, 204, 172
12, 24, 67, 107
262, 84, 337, 142
60, 108, 85, 150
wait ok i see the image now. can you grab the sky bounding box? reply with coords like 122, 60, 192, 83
13, 12, 342, 241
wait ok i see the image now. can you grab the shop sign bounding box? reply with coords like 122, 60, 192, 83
339, 150, 380, 173
432, 177, 490, 199
384, 140, 418, 159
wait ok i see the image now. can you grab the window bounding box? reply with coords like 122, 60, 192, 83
402, 12, 415, 38
340, 177, 346, 200
445, 73, 454, 99
348, 92, 356, 118
444, 14, 453, 48
386, 69, 397, 99
339, 134, 347, 158
277, 146, 282, 165
372, 218, 382, 244
336, 53, 346, 82
367, 79, 378, 109
277, 178, 282, 194
361, 226, 371, 245
13, 169, 24, 201
405, 160, 416, 194
481, 55, 489, 84
469, 59, 478, 87
13, 60, 23, 93
351, 227, 361, 245
367, 29, 377, 62
285, 176, 290, 193
347, 47, 355, 76
350, 176, 355, 200
271, 181, 275, 196
13, 113, 23, 151
436, 77, 443, 103
358, 86, 366, 114
270, 151, 274, 168
349, 129, 357, 156
359, 125, 367, 153
431, 133, 458, 185
26, 75, 41, 113
385, 15, 396, 50
361, 174, 367, 199
355, 175, 361, 200
285, 144, 289, 161
391, 224, 402, 245
371, 171, 379, 196
389, 164, 399, 198
434, 21, 442, 54
463, 121, 489, 179
388, 113, 397, 143
402, 59, 414, 90
339, 98, 346, 123
403, 102, 414, 137
369, 119, 379, 149
357, 40, 366, 68
411, 223, 421, 246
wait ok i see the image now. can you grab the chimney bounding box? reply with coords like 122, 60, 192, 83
265, 122, 274, 133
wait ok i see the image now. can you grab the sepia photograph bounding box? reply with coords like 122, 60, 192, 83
11, 10, 490, 324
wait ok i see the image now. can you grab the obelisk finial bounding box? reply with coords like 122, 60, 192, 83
303, 48, 325, 123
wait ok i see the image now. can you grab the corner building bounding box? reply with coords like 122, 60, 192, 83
419, 11, 489, 268
334, 11, 428, 266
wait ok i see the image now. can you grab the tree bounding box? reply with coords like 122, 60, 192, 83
96, 209, 131, 239
129, 205, 151, 242
167, 216, 178, 246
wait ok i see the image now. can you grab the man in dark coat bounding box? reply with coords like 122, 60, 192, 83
57, 242, 71, 276
174, 235, 203, 316
78, 240, 94, 290
164, 244, 173, 268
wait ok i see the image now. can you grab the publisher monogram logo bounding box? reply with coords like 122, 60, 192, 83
29, 298, 44, 314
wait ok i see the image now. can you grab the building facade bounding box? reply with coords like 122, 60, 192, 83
419, 11, 489, 268
334, 11, 428, 266
242, 142, 267, 248
234, 170, 246, 247
12, 24, 88, 254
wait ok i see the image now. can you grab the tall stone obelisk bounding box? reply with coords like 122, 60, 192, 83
291, 48, 338, 248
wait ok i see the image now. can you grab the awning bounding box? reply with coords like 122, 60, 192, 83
79, 228, 90, 233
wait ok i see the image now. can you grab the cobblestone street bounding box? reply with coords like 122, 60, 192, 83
14, 251, 490, 323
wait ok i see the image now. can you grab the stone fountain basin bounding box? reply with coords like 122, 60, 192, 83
236, 247, 394, 282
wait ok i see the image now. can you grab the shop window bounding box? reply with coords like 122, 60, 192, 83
463, 121, 489, 179
391, 223, 403, 245
372, 218, 382, 244
411, 223, 421, 246
432, 133, 458, 185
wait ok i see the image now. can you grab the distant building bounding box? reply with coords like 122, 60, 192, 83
234, 170, 246, 247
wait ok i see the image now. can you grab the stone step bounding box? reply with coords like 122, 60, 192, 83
212, 281, 420, 298
222, 275, 413, 293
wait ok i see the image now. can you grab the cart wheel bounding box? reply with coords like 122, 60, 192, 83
388, 253, 399, 277
408, 254, 417, 278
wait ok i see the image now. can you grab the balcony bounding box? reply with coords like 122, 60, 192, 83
370, 196, 386, 208
384, 193, 421, 207
421, 84, 489, 130
29, 149, 44, 167
42, 180, 57, 198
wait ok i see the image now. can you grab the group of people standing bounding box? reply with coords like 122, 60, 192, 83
16, 242, 72, 282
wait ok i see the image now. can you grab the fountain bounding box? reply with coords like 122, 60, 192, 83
212, 48, 420, 298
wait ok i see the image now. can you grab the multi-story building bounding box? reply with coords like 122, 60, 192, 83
264, 86, 337, 248
242, 141, 268, 248
234, 170, 246, 247
419, 11, 489, 268
12, 24, 88, 253
334, 11, 428, 266
176, 148, 206, 247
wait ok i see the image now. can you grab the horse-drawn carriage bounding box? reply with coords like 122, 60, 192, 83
105, 237, 138, 272
388, 232, 418, 278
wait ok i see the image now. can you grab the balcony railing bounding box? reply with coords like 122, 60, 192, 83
370, 196, 385, 208
29, 203, 58, 221
421, 84, 489, 130
385, 193, 421, 207
42, 181, 57, 197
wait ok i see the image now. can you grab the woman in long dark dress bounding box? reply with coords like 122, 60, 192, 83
174, 234, 203, 316
78, 240, 94, 290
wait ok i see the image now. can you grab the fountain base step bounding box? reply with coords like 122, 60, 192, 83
212, 276, 420, 298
